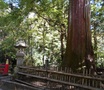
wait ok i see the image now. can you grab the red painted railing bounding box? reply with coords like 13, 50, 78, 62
0, 64, 9, 75
0, 59, 9, 75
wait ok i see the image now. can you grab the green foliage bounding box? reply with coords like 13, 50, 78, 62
0, 0, 103, 67
0, 0, 8, 9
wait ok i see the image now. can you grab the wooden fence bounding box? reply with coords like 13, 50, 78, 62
16, 66, 104, 90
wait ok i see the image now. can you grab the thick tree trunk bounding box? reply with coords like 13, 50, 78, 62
63, 0, 95, 71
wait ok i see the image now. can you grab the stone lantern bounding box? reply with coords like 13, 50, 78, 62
15, 40, 27, 66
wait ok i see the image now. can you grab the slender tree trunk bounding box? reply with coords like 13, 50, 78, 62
93, 23, 97, 64
60, 29, 64, 61
60, 25, 65, 61
63, 0, 95, 71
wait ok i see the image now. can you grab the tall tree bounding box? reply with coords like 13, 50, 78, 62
63, 0, 95, 71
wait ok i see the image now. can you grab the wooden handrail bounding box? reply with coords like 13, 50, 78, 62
18, 66, 104, 81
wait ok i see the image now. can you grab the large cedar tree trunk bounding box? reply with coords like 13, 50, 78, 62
63, 0, 95, 71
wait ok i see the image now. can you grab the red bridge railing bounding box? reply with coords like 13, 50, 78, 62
0, 59, 9, 75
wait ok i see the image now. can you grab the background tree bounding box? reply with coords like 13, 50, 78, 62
91, 0, 104, 67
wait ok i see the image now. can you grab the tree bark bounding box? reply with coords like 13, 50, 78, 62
63, 0, 95, 71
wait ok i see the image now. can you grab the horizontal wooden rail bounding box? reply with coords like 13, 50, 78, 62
2, 80, 42, 90
18, 66, 104, 81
